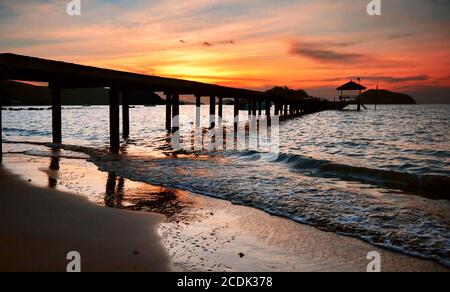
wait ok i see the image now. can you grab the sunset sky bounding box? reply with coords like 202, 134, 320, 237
0, 0, 449, 102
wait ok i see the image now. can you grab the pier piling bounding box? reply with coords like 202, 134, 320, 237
165, 93, 172, 131
195, 95, 201, 128
218, 96, 223, 120
51, 82, 62, 144
234, 97, 240, 132
122, 92, 129, 139
210, 96, 216, 128
0, 85, 2, 163
172, 93, 180, 132
265, 98, 271, 118
109, 85, 120, 153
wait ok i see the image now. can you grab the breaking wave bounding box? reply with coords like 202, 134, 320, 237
240, 151, 450, 200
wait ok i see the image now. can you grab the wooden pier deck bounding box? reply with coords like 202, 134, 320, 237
0, 53, 335, 161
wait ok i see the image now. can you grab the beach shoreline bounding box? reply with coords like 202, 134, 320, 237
0, 153, 448, 272
0, 164, 170, 272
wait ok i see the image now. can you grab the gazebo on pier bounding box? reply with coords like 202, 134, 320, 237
337, 80, 367, 111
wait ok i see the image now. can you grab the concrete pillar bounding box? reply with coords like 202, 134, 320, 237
265, 99, 271, 121
284, 104, 288, 116
258, 100, 262, 116
195, 95, 201, 128
172, 93, 180, 131
0, 85, 2, 163
210, 95, 216, 128
51, 83, 62, 144
109, 85, 120, 153
250, 99, 257, 150
252, 98, 257, 116
165, 93, 172, 131
218, 96, 223, 120
122, 92, 129, 139
234, 97, 239, 132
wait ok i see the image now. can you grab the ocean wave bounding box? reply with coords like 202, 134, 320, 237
239, 151, 450, 200
2, 127, 52, 137
4, 141, 450, 268
22, 149, 90, 160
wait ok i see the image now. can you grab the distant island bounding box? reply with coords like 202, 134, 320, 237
361, 89, 416, 104
0, 80, 165, 106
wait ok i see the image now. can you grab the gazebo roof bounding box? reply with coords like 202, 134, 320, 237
337, 81, 367, 91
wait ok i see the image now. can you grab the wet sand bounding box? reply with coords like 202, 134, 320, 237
0, 164, 169, 272
1, 153, 448, 272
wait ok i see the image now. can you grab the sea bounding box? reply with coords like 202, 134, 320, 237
1, 104, 449, 267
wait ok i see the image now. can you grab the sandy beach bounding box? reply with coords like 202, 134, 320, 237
0, 164, 169, 272
0, 153, 447, 272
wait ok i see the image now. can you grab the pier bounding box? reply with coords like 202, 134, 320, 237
0, 53, 336, 162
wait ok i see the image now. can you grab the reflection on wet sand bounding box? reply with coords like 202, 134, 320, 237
37, 153, 195, 222
49, 155, 60, 170
105, 172, 124, 208
48, 152, 60, 188
104, 171, 194, 220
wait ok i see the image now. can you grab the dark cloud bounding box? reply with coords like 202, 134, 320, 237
386, 33, 414, 40
362, 75, 429, 83
332, 41, 360, 47
202, 40, 236, 47
219, 40, 236, 45
289, 43, 366, 63
295, 75, 430, 84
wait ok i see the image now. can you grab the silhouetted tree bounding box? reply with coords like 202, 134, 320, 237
265, 86, 310, 100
